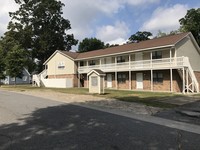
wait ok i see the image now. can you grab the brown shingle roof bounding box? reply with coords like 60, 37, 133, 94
61, 51, 80, 59
60, 32, 189, 60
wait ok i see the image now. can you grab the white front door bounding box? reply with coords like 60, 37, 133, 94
106, 57, 112, 64
107, 74, 112, 88
135, 53, 143, 68
135, 52, 143, 61
136, 73, 143, 89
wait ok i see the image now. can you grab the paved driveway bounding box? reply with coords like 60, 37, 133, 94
0, 90, 200, 150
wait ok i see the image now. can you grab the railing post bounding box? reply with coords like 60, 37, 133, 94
150, 52, 152, 69
129, 54, 131, 70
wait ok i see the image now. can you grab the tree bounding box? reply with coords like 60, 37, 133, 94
179, 8, 200, 46
0, 47, 6, 85
128, 31, 152, 43
104, 43, 119, 48
78, 38, 104, 52
5, 45, 26, 85
7, 0, 78, 72
155, 30, 180, 38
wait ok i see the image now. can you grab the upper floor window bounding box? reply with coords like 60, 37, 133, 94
80, 61, 84, 66
152, 51, 162, 59
117, 56, 125, 63
89, 60, 96, 66
58, 61, 65, 69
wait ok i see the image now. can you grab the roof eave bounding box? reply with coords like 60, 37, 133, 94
43, 50, 75, 65
75, 44, 174, 61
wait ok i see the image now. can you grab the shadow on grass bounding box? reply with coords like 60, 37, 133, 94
1, 104, 200, 150
1, 86, 187, 109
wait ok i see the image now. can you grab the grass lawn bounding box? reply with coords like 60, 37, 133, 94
0, 85, 189, 108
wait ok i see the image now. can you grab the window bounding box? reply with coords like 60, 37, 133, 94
58, 61, 65, 69
89, 60, 96, 66
11, 77, 15, 81
80, 61, 84, 66
118, 73, 126, 83
152, 51, 162, 59
22, 76, 27, 81
117, 56, 125, 63
91, 77, 98, 86
153, 72, 163, 83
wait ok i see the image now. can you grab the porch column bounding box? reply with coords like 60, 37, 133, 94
150, 52, 152, 68
151, 69, 153, 91
170, 69, 173, 92
78, 62, 80, 88
129, 71, 131, 90
87, 74, 89, 88
86, 60, 88, 66
182, 67, 185, 94
100, 58, 102, 68
115, 72, 118, 89
103, 76, 105, 94
129, 55, 131, 90
186, 68, 189, 93
78, 73, 80, 88
170, 48, 172, 66
115, 57, 118, 89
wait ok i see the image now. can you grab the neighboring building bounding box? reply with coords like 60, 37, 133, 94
1, 68, 31, 85
33, 32, 200, 93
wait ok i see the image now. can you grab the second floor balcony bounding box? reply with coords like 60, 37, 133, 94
78, 57, 189, 73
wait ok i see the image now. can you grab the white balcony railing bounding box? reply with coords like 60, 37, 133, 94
78, 57, 186, 73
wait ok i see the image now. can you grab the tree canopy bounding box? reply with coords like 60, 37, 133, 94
128, 31, 152, 43
179, 8, 200, 46
155, 30, 180, 38
6, 0, 78, 72
78, 38, 104, 52
0, 47, 6, 81
5, 44, 26, 84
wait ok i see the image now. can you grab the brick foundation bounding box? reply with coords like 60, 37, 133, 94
80, 69, 183, 93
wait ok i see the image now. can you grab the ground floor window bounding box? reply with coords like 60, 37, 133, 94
153, 72, 163, 83
118, 73, 126, 83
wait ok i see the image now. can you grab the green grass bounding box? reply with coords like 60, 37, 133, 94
97, 89, 181, 108
1, 85, 186, 108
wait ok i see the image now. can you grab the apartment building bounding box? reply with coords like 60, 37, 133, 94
33, 32, 200, 93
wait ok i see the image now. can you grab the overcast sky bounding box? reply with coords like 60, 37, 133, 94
0, 0, 200, 49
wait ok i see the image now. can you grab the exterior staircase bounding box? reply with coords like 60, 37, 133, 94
32, 70, 47, 87
177, 57, 199, 93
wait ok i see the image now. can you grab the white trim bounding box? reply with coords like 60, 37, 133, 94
87, 70, 105, 76
43, 50, 75, 65
151, 70, 153, 91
